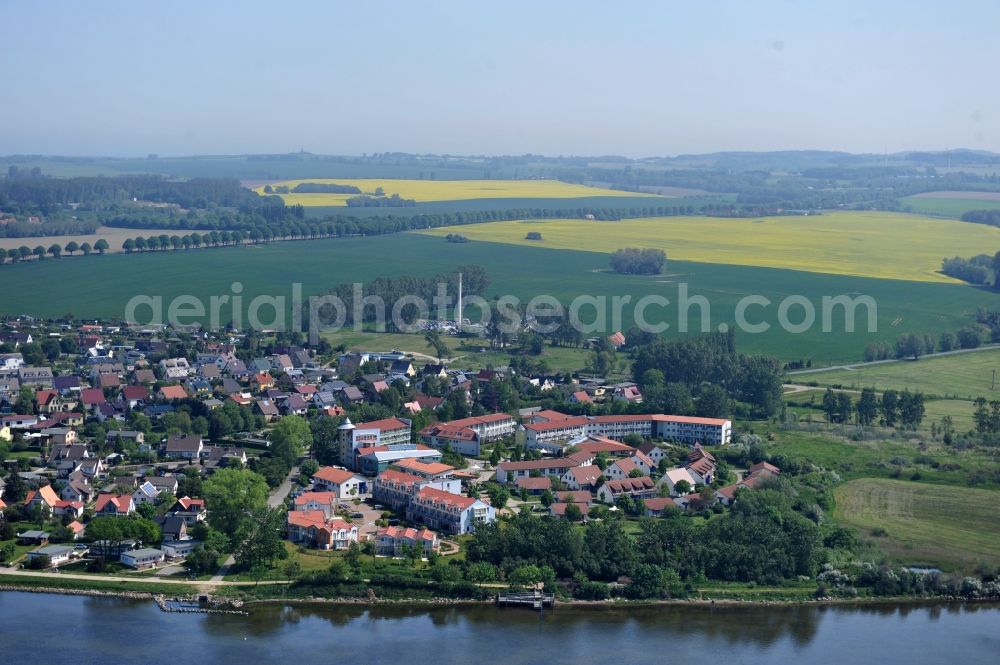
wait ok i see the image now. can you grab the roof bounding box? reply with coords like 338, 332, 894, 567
294, 492, 337, 507
173, 496, 205, 511
498, 458, 581, 472
165, 435, 202, 452
650, 414, 730, 426
80, 388, 106, 405
514, 476, 552, 491
603, 476, 655, 493
664, 467, 698, 486
415, 486, 477, 510
575, 437, 633, 455
644, 497, 677, 511
355, 417, 410, 432
375, 469, 424, 487
313, 466, 355, 484
550, 502, 591, 517
25, 484, 60, 507
555, 490, 592, 504
95, 494, 133, 513
159, 385, 188, 400
122, 385, 149, 400
523, 416, 591, 432
377, 526, 436, 542
748, 461, 781, 475
566, 465, 603, 484
392, 458, 454, 476
571, 390, 593, 403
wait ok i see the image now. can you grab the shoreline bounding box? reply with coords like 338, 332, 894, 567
3, 582, 997, 612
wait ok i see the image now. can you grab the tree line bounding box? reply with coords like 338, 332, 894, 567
0, 239, 110, 264
821, 387, 925, 429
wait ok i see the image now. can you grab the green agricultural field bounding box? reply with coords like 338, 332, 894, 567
416, 211, 1000, 283
833, 478, 1000, 572
902, 196, 1000, 218
2, 233, 999, 363
798, 348, 1000, 400
258, 178, 660, 206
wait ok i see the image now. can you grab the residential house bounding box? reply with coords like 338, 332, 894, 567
159, 358, 191, 380
24, 485, 60, 513
286, 511, 358, 550
375, 526, 438, 557
132, 481, 160, 505
158, 385, 188, 401
94, 493, 136, 516
120, 548, 165, 570
292, 491, 337, 517
596, 476, 657, 503
658, 467, 700, 497
164, 435, 203, 460
496, 457, 585, 484
312, 466, 367, 498
170, 496, 207, 524
17, 366, 54, 388
27, 544, 76, 568
561, 465, 603, 492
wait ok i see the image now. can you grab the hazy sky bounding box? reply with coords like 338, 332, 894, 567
1, 0, 997, 157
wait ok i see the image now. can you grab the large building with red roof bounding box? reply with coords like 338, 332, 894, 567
522, 412, 731, 450
418, 412, 517, 456
405, 486, 495, 535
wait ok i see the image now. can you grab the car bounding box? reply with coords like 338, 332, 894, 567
351, 512, 364, 519
372, 504, 384, 510
387, 517, 400, 526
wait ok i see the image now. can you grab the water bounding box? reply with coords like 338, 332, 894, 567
1, 592, 998, 664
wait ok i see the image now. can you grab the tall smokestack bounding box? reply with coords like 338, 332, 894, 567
456, 272, 463, 333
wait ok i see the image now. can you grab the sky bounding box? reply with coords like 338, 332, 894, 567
0, 0, 997, 157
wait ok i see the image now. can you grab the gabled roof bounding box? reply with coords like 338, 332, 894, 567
159, 385, 188, 400
415, 486, 477, 510
313, 466, 355, 485
24, 484, 60, 508
602, 476, 655, 493
80, 388, 106, 405
565, 465, 603, 484
95, 493, 133, 513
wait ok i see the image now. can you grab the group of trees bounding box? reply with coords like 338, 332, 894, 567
317, 266, 488, 329
941, 254, 993, 285
821, 387, 926, 429
467, 478, 822, 592
346, 193, 416, 207
972, 398, 1000, 439
610, 247, 666, 275
960, 209, 1000, 228
631, 332, 783, 417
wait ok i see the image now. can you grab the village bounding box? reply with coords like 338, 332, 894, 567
0, 317, 781, 585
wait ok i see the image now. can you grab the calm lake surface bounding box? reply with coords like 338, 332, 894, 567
1, 592, 998, 664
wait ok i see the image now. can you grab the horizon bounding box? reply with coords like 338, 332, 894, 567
2, 0, 998, 157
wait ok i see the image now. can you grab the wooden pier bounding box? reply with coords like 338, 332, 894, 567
496, 590, 555, 610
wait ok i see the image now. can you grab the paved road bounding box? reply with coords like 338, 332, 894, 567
209, 465, 299, 583
786, 344, 1000, 376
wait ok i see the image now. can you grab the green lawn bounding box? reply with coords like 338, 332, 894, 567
798, 348, 1000, 400
833, 478, 1000, 572
2, 233, 999, 363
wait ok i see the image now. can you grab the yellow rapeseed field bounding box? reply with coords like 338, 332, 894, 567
416, 211, 1000, 283
256, 178, 659, 206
